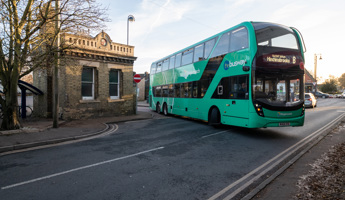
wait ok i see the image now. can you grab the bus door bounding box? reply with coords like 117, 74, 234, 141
213, 75, 249, 126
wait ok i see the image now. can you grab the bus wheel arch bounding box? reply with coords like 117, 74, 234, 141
163, 103, 169, 116
208, 106, 221, 125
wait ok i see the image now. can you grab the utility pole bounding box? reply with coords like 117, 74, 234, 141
314, 53, 322, 92
53, 0, 60, 128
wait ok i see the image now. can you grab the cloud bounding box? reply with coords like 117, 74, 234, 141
130, 0, 194, 42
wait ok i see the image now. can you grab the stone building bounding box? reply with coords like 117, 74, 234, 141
137, 72, 150, 101
33, 31, 137, 119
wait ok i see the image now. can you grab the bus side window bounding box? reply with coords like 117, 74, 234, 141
230, 27, 248, 52
156, 62, 162, 73
194, 44, 204, 62
210, 32, 230, 58
204, 38, 216, 59
162, 59, 169, 71
169, 56, 175, 69
182, 48, 194, 66
199, 79, 209, 98
162, 85, 169, 97
175, 53, 182, 68
192, 81, 198, 98
184, 83, 189, 98
174, 84, 181, 98
169, 84, 174, 97
155, 86, 162, 97
188, 82, 192, 98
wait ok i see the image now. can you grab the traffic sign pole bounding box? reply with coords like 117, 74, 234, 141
135, 83, 137, 114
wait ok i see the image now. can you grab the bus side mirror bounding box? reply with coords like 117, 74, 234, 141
243, 66, 250, 72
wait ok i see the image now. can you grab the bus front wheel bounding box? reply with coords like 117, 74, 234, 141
209, 107, 221, 126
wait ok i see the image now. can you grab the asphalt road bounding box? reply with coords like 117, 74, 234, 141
1, 98, 345, 200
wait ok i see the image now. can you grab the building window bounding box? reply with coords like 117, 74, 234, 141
69, 38, 72, 43
110, 45, 112, 50
87, 41, 89, 46
109, 70, 120, 99
82, 67, 94, 100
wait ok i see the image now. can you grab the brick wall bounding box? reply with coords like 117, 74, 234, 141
33, 31, 137, 120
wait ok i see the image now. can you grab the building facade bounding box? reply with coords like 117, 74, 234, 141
305, 69, 317, 93
33, 31, 137, 119
137, 72, 150, 101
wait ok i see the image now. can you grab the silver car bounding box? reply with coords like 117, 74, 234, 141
305, 93, 317, 108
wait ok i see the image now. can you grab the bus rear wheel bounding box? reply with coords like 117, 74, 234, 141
209, 107, 221, 126
156, 103, 161, 114
163, 103, 168, 116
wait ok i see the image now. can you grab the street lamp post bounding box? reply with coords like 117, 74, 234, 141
314, 53, 322, 92
127, 15, 135, 45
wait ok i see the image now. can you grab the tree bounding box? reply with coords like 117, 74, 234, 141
320, 77, 338, 94
338, 73, 345, 90
0, 0, 108, 130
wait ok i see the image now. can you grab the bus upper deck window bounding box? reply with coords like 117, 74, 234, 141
211, 32, 230, 58
230, 27, 248, 52
175, 53, 182, 68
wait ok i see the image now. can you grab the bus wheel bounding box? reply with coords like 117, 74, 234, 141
156, 103, 161, 114
209, 107, 221, 126
163, 103, 168, 116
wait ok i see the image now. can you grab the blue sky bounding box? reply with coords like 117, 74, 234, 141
99, 0, 345, 81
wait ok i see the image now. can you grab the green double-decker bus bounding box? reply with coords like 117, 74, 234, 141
149, 22, 306, 128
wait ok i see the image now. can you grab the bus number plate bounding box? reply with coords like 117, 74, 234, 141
279, 122, 290, 126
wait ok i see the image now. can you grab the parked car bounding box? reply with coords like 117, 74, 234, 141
341, 91, 345, 98
313, 91, 329, 98
305, 93, 317, 108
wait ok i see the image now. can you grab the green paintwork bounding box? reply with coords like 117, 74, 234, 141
149, 21, 305, 128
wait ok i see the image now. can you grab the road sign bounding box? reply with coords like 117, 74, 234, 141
134, 74, 141, 83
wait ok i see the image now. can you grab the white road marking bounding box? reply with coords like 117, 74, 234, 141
201, 130, 229, 139
208, 112, 345, 200
1, 146, 164, 190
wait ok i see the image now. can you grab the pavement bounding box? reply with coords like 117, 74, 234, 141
0, 101, 151, 154
1, 100, 344, 199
